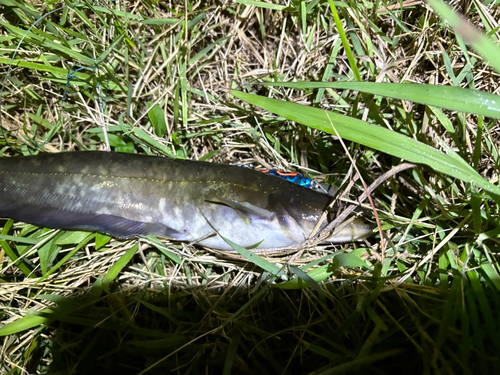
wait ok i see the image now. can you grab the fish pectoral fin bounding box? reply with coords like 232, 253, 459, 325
268, 194, 307, 241
279, 207, 307, 241
205, 198, 273, 225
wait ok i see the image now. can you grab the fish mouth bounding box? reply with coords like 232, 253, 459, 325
323, 218, 374, 243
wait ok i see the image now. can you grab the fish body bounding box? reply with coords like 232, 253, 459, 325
0, 152, 372, 251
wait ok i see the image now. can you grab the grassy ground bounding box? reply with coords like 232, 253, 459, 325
1, 0, 500, 374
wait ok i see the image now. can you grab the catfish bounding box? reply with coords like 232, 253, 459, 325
0, 152, 372, 251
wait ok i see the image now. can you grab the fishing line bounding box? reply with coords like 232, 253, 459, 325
0, 2, 114, 153
64, 59, 113, 150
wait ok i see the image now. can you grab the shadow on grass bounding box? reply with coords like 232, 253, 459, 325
18, 273, 500, 375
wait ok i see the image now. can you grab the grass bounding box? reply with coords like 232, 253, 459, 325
1, 0, 500, 373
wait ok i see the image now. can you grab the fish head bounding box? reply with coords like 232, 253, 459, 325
322, 217, 374, 243
268, 190, 374, 244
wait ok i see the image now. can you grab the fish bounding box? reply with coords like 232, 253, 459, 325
0, 152, 373, 251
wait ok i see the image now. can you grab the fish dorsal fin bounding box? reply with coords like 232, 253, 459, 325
205, 198, 273, 225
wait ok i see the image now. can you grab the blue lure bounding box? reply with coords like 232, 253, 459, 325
235, 164, 335, 195
257, 169, 339, 196
257, 169, 313, 188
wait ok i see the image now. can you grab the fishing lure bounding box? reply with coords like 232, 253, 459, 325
256, 168, 338, 196
257, 169, 313, 188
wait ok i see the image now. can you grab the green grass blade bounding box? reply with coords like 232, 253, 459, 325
188, 36, 230, 66
91, 6, 143, 20
0, 295, 81, 336
277, 249, 370, 290
37, 233, 95, 283
333, 248, 371, 269
144, 235, 182, 265
289, 265, 324, 295
0, 234, 39, 244
140, 18, 180, 25
95, 233, 111, 250
222, 330, 241, 375
0, 220, 34, 277
0, 57, 90, 79
0, 21, 89, 62
276, 264, 333, 289
38, 235, 61, 275
132, 128, 175, 157
180, 52, 188, 127
0, 309, 55, 336
468, 271, 499, 353
328, 0, 361, 81
231, 90, 500, 198
428, 0, 500, 75
147, 102, 167, 137
222, 236, 286, 277
235, 0, 289, 11
264, 82, 500, 119
102, 243, 139, 294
